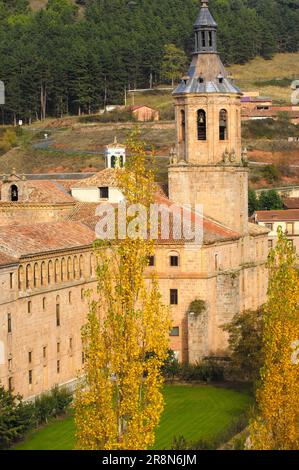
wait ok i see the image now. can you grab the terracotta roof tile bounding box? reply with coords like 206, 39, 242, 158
72, 169, 119, 189
255, 209, 299, 222
0, 180, 74, 204
0, 251, 19, 267
283, 198, 299, 210
67, 194, 240, 245
25, 181, 74, 203
0, 221, 95, 257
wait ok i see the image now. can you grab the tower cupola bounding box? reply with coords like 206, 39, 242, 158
194, 0, 217, 53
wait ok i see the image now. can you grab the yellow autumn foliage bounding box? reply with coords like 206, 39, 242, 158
74, 129, 171, 450
249, 227, 299, 450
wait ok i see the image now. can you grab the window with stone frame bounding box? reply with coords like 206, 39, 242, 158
170, 326, 180, 337
170, 289, 178, 305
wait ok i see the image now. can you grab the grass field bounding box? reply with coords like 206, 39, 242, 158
14, 385, 252, 450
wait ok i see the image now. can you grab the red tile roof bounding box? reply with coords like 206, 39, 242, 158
255, 209, 299, 222
0, 180, 74, 204
0, 251, 18, 267
150, 194, 240, 244
0, 221, 95, 257
72, 169, 119, 188
283, 198, 299, 210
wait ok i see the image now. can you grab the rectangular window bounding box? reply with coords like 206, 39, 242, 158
43, 346, 47, 359
170, 289, 178, 305
10, 273, 13, 289
8, 377, 13, 392
170, 327, 180, 337
57, 342, 60, 354
8, 358, 12, 370
28, 351, 32, 364
42, 297, 46, 310
99, 187, 109, 199
148, 256, 155, 267
265, 223, 273, 230
57, 360, 60, 374
69, 337, 73, 350
56, 305, 60, 327
170, 256, 179, 267
268, 240, 273, 249
28, 301, 32, 314
7, 313, 12, 333
28, 370, 32, 385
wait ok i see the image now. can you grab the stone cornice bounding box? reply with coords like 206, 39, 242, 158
18, 244, 94, 262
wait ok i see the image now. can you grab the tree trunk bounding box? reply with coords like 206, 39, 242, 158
40, 84, 47, 121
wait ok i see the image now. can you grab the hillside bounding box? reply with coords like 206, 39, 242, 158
126, 53, 299, 110
0, 0, 298, 124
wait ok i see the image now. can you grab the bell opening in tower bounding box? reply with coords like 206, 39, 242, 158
219, 109, 228, 141
180, 110, 186, 142
197, 110, 206, 141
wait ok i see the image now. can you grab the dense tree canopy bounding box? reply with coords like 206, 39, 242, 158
0, 0, 298, 122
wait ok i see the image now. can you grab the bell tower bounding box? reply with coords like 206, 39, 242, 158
169, 0, 248, 234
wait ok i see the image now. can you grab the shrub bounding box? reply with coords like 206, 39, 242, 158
0, 129, 17, 152
260, 164, 281, 183
0, 386, 35, 450
34, 386, 72, 425
178, 360, 224, 382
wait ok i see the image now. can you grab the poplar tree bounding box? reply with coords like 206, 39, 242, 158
249, 227, 299, 450
75, 131, 171, 450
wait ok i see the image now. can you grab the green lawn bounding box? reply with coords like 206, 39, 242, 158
14, 385, 252, 450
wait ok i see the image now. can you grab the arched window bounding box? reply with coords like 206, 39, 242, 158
26, 264, 32, 289
67, 257, 73, 281
111, 156, 116, 168
197, 110, 206, 141
18, 266, 24, 291
48, 260, 53, 284
41, 262, 46, 286
61, 258, 66, 282
55, 259, 60, 283
90, 253, 95, 276
201, 31, 206, 48
10, 185, 18, 202
73, 256, 79, 279
33, 263, 39, 288
219, 109, 228, 141
79, 255, 84, 279
180, 110, 185, 142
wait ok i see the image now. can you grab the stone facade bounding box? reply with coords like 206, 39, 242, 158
0, 1, 269, 399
